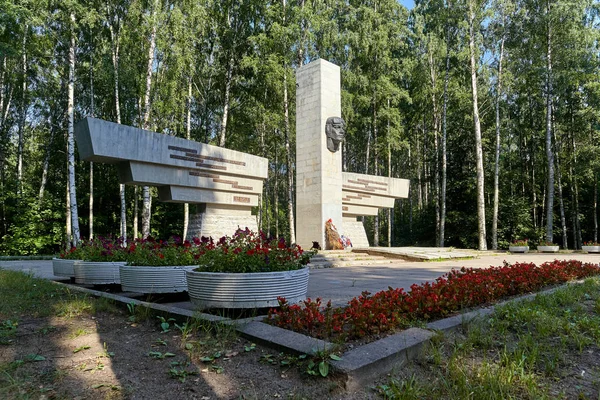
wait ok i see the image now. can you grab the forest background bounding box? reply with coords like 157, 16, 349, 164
0, 0, 599, 255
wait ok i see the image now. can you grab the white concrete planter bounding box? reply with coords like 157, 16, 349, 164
74, 261, 126, 285
582, 246, 600, 254
120, 265, 198, 293
186, 267, 309, 309
52, 258, 79, 278
509, 246, 529, 253
537, 245, 559, 253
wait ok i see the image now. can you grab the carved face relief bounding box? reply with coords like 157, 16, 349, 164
325, 117, 346, 153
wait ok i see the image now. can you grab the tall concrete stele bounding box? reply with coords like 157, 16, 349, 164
295, 59, 409, 249
74, 118, 268, 239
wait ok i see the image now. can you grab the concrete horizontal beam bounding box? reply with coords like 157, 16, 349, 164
158, 186, 258, 207
342, 192, 395, 208
342, 204, 380, 216
342, 172, 409, 199
119, 162, 263, 195
75, 117, 268, 180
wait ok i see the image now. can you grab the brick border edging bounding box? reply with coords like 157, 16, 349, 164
47, 278, 588, 391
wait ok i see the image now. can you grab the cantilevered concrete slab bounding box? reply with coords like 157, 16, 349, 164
75, 117, 268, 239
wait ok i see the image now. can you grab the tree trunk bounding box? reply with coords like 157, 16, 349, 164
67, 12, 81, 246
440, 24, 449, 248
89, 162, 94, 240
387, 99, 392, 247
183, 77, 192, 239
38, 127, 55, 206
594, 175, 598, 243
0, 56, 6, 127
66, 176, 72, 250
373, 93, 379, 247
17, 26, 28, 197
141, 0, 158, 239
219, 55, 234, 147
283, 67, 296, 243
553, 131, 568, 249
274, 148, 279, 239
429, 43, 440, 246
297, 0, 306, 67
89, 50, 94, 240
109, 8, 127, 243
492, 35, 505, 250
544, 0, 555, 243
469, 0, 487, 250
133, 186, 139, 239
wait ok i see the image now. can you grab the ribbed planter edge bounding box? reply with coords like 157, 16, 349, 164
186, 266, 309, 309
52, 258, 79, 278
120, 265, 198, 293
74, 261, 126, 285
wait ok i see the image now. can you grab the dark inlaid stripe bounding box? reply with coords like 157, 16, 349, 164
184, 152, 246, 166
233, 184, 253, 190
189, 171, 221, 179
343, 184, 377, 192
356, 178, 388, 186
171, 154, 198, 162
168, 145, 198, 154
195, 162, 227, 170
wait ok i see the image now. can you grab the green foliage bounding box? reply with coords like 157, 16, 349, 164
195, 229, 313, 273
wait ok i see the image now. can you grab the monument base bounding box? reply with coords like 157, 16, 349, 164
186, 204, 257, 240
343, 217, 370, 248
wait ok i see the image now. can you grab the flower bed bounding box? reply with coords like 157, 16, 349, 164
266, 260, 600, 341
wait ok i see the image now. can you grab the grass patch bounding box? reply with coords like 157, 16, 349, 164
380, 277, 600, 399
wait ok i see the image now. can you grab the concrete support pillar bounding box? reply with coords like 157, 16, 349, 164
295, 59, 343, 249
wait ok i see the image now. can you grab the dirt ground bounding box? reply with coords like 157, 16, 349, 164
0, 308, 382, 400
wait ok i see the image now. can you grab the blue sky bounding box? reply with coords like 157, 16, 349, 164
399, 0, 415, 10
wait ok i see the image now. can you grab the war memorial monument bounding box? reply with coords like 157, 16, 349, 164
74, 59, 409, 247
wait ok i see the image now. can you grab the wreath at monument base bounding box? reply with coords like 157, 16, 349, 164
324, 219, 351, 250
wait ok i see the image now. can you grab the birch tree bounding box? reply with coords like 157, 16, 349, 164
468, 0, 486, 250
67, 11, 81, 246
141, 0, 158, 239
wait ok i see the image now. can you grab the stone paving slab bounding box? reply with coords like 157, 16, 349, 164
355, 247, 478, 261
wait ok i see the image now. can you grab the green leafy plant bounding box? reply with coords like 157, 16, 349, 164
60, 236, 127, 262
510, 239, 529, 246
148, 351, 176, 359
157, 316, 176, 332
193, 228, 314, 273
583, 241, 600, 246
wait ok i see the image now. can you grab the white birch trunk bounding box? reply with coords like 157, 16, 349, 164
109, 9, 127, 243
283, 66, 296, 244
38, 127, 55, 206
66, 175, 72, 249
492, 35, 505, 250
469, 0, 487, 250
544, 1, 555, 243
141, 0, 158, 239
183, 77, 192, 239
440, 23, 450, 248
89, 51, 94, 240
219, 55, 234, 147
17, 26, 28, 197
133, 186, 139, 239
0, 56, 5, 127
67, 12, 80, 246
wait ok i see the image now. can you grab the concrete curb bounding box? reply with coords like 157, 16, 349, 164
46, 277, 591, 390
